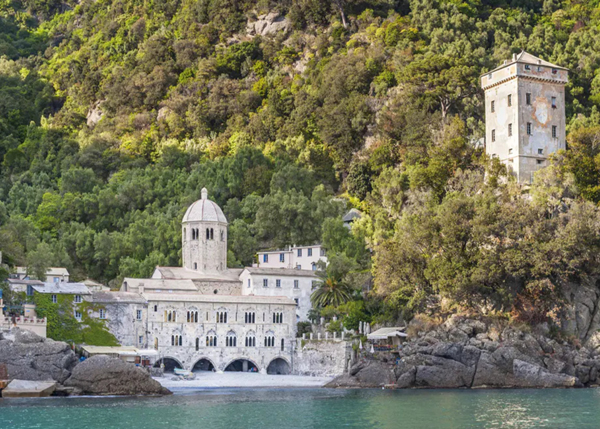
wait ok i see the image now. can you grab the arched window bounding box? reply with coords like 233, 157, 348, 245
184, 228, 187, 241
273, 312, 283, 324
194, 262, 197, 270
206, 228, 210, 240
220, 230, 224, 241
194, 311, 198, 323
226, 331, 237, 347
196, 338, 199, 351
265, 331, 275, 347
216, 310, 228, 323
179, 335, 182, 346
246, 331, 256, 347
281, 338, 285, 351
206, 330, 217, 347
245, 312, 256, 324
210, 228, 214, 240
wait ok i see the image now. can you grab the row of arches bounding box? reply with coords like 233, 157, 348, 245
244, 312, 256, 323
187, 311, 199, 323
155, 357, 290, 375
273, 312, 283, 324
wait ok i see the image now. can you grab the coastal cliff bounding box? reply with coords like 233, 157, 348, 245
327, 316, 600, 389
0, 329, 170, 396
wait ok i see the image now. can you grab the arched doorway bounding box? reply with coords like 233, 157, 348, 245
267, 358, 291, 375
192, 358, 215, 372
224, 359, 258, 372
154, 357, 183, 373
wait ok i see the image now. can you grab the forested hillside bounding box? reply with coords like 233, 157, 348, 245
2, 0, 600, 325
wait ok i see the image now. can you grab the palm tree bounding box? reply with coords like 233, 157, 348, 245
310, 274, 352, 308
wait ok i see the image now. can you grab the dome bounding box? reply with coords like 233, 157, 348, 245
182, 188, 227, 224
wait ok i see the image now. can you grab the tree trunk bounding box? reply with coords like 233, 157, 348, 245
334, 0, 347, 28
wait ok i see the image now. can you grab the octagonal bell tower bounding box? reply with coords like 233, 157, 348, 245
182, 188, 228, 273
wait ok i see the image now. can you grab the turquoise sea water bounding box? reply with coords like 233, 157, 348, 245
2, 388, 600, 429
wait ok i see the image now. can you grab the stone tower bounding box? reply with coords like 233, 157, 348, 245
181, 188, 228, 273
481, 51, 568, 183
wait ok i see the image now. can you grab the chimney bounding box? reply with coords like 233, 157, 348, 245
139, 282, 144, 294
512, 53, 517, 61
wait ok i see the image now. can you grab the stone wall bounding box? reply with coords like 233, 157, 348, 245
293, 339, 351, 376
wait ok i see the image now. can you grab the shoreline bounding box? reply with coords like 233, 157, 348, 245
154, 372, 334, 390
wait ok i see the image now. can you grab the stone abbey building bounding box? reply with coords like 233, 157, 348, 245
99, 188, 319, 374
482, 51, 568, 183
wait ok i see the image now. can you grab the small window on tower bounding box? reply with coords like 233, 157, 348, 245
551, 97, 557, 108
509, 148, 513, 155
491, 129, 496, 142
508, 94, 512, 107
526, 93, 531, 105
527, 123, 532, 135
552, 68, 558, 74
537, 160, 544, 165
508, 123, 512, 137
525, 64, 531, 70
538, 149, 543, 155
552, 125, 557, 138
491, 100, 495, 113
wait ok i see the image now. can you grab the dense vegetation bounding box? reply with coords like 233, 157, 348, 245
2, 0, 600, 327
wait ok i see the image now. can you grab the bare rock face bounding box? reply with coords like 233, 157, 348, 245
247, 12, 290, 36
86, 101, 104, 128
64, 355, 171, 396
328, 316, 600, 389
0, 329, 78, 383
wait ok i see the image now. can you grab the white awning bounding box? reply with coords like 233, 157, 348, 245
367, 327, 408, 340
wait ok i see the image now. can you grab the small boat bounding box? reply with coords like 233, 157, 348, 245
174, 368, 192, 376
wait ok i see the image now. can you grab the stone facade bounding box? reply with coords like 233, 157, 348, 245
181, 188, 228, 273
145, 293, 296, 372
100, 188, 316, 374
88, 292, 148, 347
293, 339, 351, 376
482, 51, 568, 183
240, 268, 317, 322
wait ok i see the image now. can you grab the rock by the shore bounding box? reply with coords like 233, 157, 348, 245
328, 316, 600, 389
2, 379, 57, 398
0, 329, 78, 383
64, 355, 171, 396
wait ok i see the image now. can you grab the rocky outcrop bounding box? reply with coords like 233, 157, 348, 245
64, 355, 171, 396
0, 329, 78, 383
247, 12, 290, 36
328, 316, 600, 389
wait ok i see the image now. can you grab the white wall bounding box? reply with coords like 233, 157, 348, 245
240, 271, 316, 322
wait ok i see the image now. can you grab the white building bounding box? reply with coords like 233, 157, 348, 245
481, 51, 568, 183
12, 267, 70, 283
104, 188, 317, 374
256, 244, 327, 271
